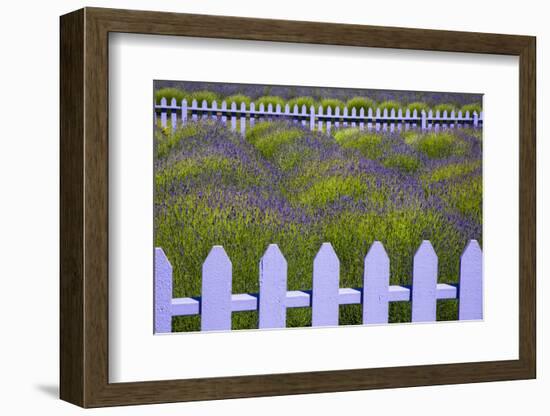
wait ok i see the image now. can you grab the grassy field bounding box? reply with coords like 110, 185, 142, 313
154, 119, 482, 332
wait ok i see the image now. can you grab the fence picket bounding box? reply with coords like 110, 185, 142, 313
360, 108, 365, 130
230, 101, 237, 131
343, 106, 349, 128
170, 98, 178, 131
160, 97, 167, 128
240, 102, 247, 136
191, 99, 198, 122
351, 107, 357, 128
312, 243, 340, 327
317, 105, 323, 131
181, 99, 187, 126
154, 247, 173, 333
221, 101, 227, 125
211, 100, 218, 121
201, 100, 208, 120
301, 105, 308, 127
259, 244, 287, 328
310, 105, 316, 131
201, 246, 232, 331
250, 102, 256, 128
326, 106, 332, 134
458, 240, 483, 320
411, 241, 438, 322
334, 106, 340, 129
363, 241, 390, 324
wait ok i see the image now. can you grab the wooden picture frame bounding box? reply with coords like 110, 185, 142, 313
60, 7, 536, 408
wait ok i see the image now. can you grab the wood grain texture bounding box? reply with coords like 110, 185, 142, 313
59, 7, 536, 408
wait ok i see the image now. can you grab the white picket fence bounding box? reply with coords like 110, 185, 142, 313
154, 240, 483, 333
154, 97, 483, 135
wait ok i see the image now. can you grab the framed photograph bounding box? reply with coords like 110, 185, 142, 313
60, 7, 536, 408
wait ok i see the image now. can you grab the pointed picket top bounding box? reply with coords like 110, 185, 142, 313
335, 106, 340, 116
459, 240, 483, 320
250, 102, 255, 112
154, 247, 173, 333
275, 103, 281, 113
201, 245, 232, 331
390, 108, 395, 118
285, 103, 291, 114
230, 101, 237, 111
351, 107, 357, 117
411, 240, 438, 322
443, 110, 448, 118
160, 97, 167, 106
343, 106, 349, 117
267, 103, 272, 113
202, 99, 208, 109
259, 244, 288, 328
383, 108, 388, 118
221, 100, 227, 110
450, 110, 455, 118
376, 108, 381, 118
458, 110, 463, 119
359, 107, 364, 118
465, 110, 470, 119
190, 99, 197, 108
182, 98, 187, 107
301, 104, 307, 114
170, 97, 177, 107
326, 106, 332, 116
397, 108, 403, 118
363, 241, 390, 324
312, 243, 340, 327
211, 100, 218, 110
291, 104, 297, 114
368, 108, 373, 118
310, 105, 316, 115
259, 103, 265, 112
408, 109, 413, 118
240, 102, 247, 112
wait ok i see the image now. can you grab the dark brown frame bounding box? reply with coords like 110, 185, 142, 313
60, 7, 536, 408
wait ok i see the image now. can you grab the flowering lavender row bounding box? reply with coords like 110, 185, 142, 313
154, 113, 482, 331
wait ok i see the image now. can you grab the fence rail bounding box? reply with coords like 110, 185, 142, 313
154, 240, 483, 333
154, 98, 483, 135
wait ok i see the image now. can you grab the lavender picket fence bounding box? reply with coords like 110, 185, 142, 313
154, 240, 482, 333
155, 98, 483, 135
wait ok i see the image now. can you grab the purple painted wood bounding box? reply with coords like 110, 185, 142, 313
309, 105, 316, 131
170, 98, 178, 131
181, 99, 187, 126
473, 111, 479, 128
363, 241, 390, 324
421, 110, 427, 130
211, 100, 218, 121
160, 97, 167, 128
154, 247, 172, 333
191, 99, 198, 122
201, 100, 208, 120
458, 240, 483, 320
240, 102, 246, 136
317, 106, 323, 131
249, 102, 256, 128
334, 106, 340, 129
326, 106, 332, 134
221, 100, 227, 125
230, 101, 237, 131
259, 244, 287, 328
312, 243, 340, 327
201, 246, 232, 331
411, 240, 438, 322
301, 104, 308, 127
343, 106, 349, 128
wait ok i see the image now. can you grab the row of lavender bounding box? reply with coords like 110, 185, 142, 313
154, 240, 482, 333
154, 98, 484, 134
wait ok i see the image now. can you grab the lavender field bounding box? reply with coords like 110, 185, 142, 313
154, 83, 482, 332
